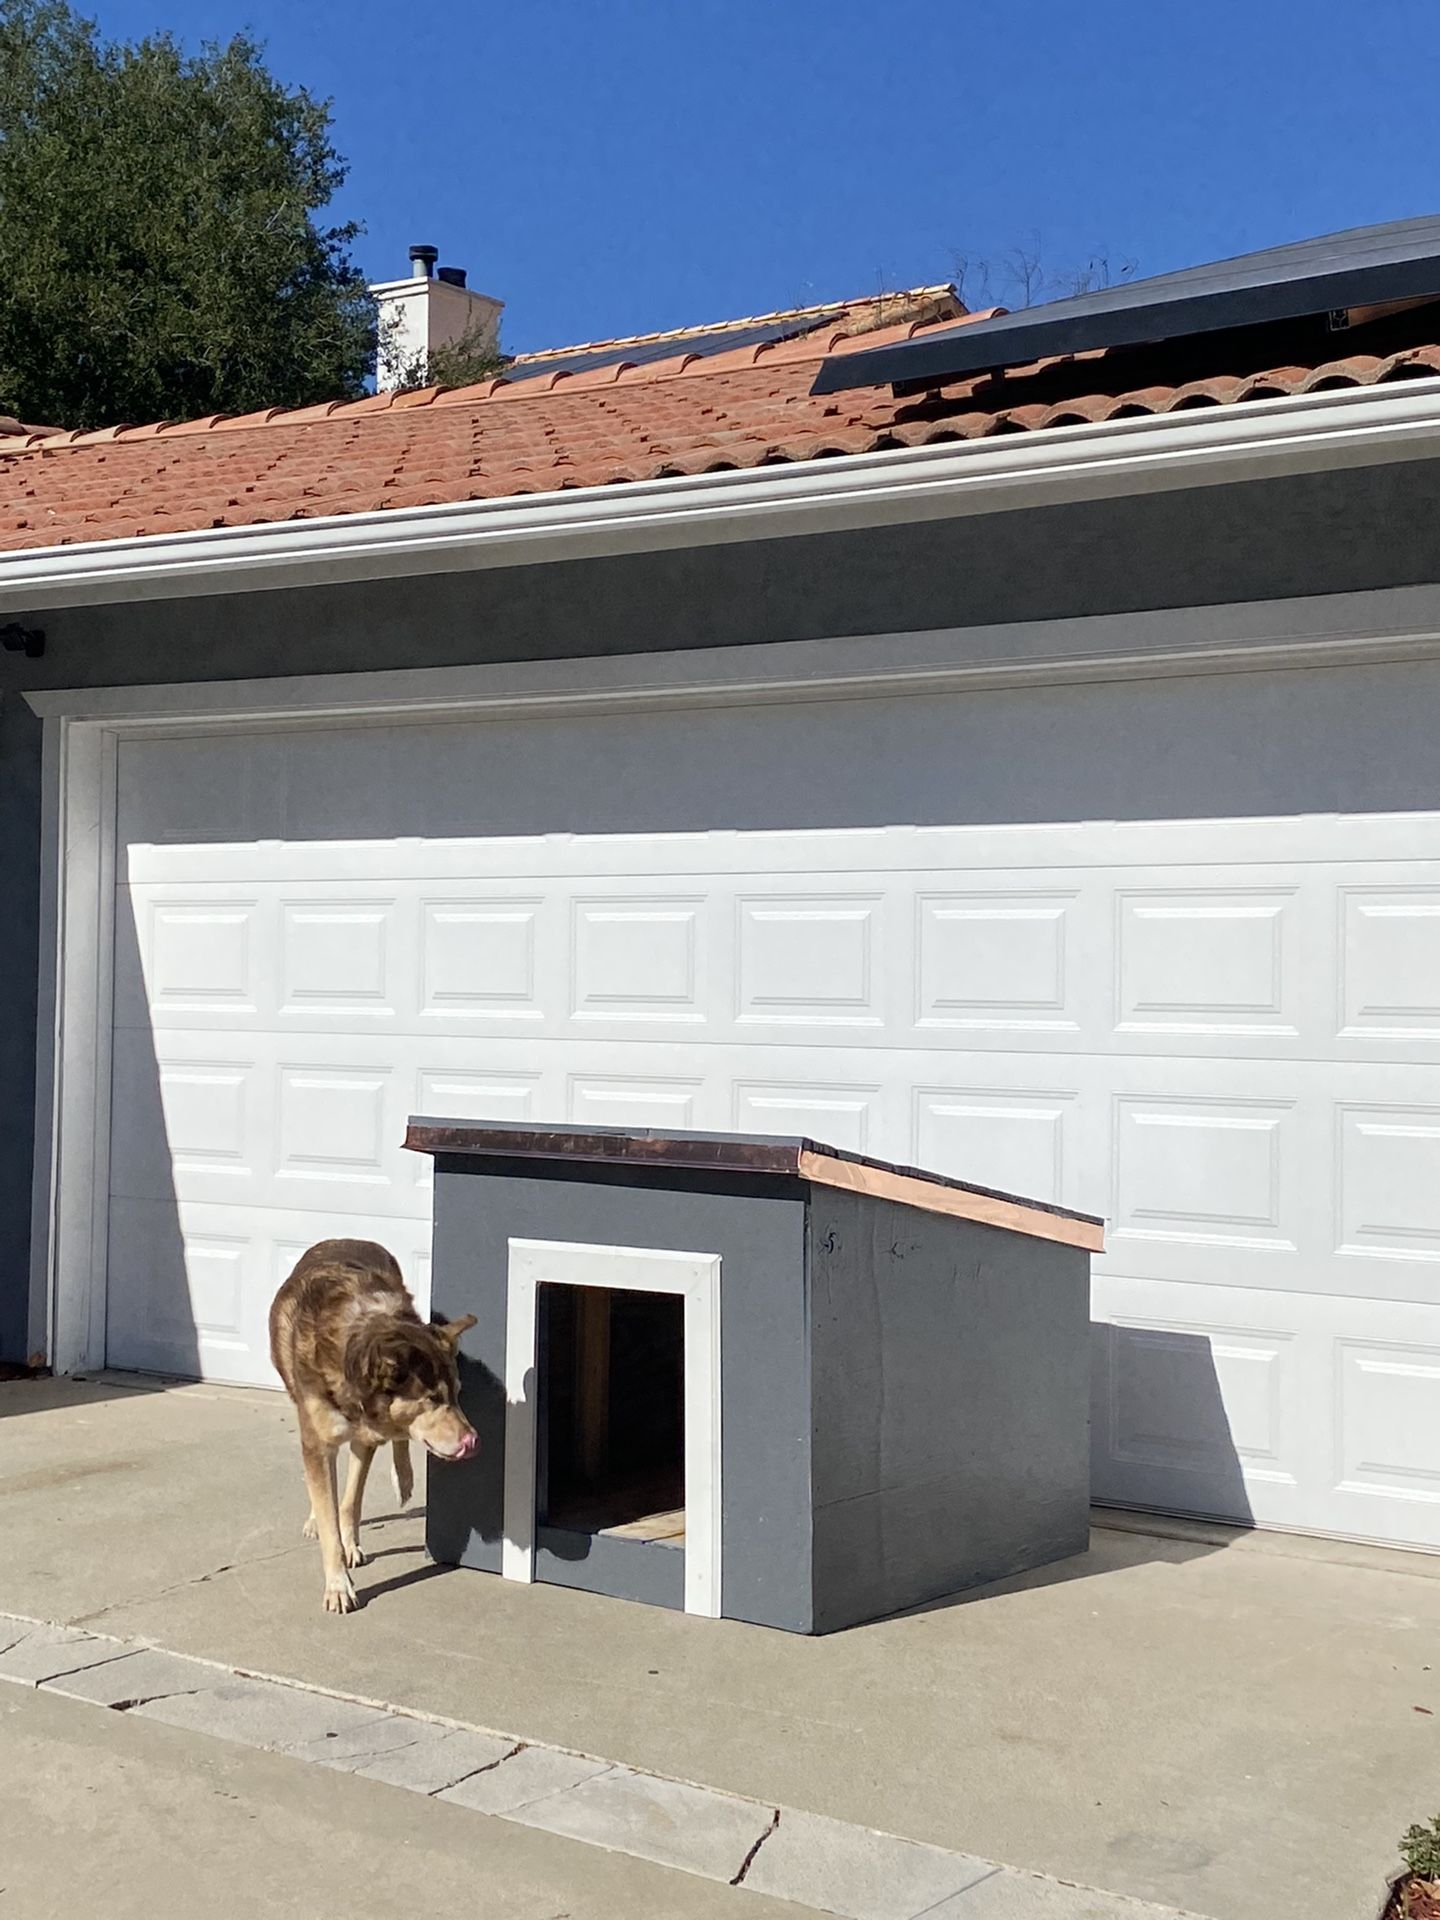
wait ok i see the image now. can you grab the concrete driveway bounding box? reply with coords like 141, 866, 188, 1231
1, 1373, 1430, 1920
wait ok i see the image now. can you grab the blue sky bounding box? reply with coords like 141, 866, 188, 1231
89, 0, 1440, 357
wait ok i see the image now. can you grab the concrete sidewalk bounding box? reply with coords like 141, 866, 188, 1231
1, 1613, 1198, 1920
2, 1374, 1429, 1920
0, 1684, 818, 1920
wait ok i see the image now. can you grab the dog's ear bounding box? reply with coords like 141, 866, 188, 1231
433, 1313, 477, 1350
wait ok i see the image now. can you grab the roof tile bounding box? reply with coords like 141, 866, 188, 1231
157, 413, 232, 436
4, 291, 1440, 553
212, 408, 282, 432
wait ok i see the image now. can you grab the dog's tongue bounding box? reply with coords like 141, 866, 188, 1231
450, 1429, 479, 1462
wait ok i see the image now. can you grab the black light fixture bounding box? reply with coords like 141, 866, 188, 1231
0, 623, 44, 658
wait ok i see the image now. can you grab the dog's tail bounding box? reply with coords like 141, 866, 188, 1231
391, 1439, 415, 1509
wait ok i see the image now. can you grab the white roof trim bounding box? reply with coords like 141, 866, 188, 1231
2, 373, 1440, 613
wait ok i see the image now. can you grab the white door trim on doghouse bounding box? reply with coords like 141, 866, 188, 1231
26, 579, 1440, 1378
501, 1238, 723, 1619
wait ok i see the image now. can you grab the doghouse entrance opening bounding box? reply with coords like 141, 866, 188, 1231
537, 1284, 685, 1547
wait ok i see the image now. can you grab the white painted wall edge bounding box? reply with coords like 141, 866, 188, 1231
3, 373, 1440, 612
25, 718, 62, 1366
25, 580, 1440, 727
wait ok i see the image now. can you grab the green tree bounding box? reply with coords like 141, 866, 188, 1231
0, 0, 375, 429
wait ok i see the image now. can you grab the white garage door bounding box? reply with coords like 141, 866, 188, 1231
104, 660, 1440, 1548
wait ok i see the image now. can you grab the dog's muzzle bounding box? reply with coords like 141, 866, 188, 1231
429, 1428, 479, 1463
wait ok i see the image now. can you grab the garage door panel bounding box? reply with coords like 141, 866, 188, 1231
116, 730, 285, 847
116, 1022, 1440, 1300
121, 814, 1440, 887
571, 891, 712, 1028
1093, 1274, 1440, 1548
1113, 885, 1304, 1041
114, 1028, 399, 1218
106, 1197, 268, 1386
107, 1197, 435, 1388
108, 1029, 260, 1205
913, 1084, 1078, 1206
1108, 1087, 1301, 1260
1338, 884, 1440, 1041
110, 684, 1440, 850
103, 706, 1440, 1548
114, 891, 269, 1032
421, 894, 552, 1027
914, 887, 1088, 1041
565, 1071, 710, 1131
730, 1079, 884, 1155
411, 1068, 542, 1191
1330, 1329, 1440, 1530
275, 894, 409, 1026
273, 1059, 397, 1205
1335, 1096, 1440, 1267
120, 854, 1440, 1062
1091, 1303, 1300, 1523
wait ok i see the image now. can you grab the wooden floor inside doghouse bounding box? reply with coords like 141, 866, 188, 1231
555, 1496, 686, 1547
538, 1283, 685, 1550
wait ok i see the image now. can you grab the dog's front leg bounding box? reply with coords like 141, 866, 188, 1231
338, 1440, 376, 1568
300, 1424, 355, 1614
391, 1438, 414, 1508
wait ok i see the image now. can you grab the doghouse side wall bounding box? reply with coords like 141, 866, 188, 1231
806, 1192, 1092, 1631
424, 1166, 815, 1631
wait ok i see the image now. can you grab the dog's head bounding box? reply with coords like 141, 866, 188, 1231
350, 1314, 479, 1460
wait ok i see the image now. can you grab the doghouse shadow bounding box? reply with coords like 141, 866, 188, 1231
423, 1349, 510, 1566
1087, 1317, 1255, 1535
876, 1320, 1255, 1622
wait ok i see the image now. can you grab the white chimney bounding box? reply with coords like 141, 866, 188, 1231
370, 244, 505, 391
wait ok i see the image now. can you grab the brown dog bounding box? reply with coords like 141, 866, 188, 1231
269, 1238, 477, 1614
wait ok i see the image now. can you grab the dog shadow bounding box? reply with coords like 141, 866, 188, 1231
360, 1559, 449, 1603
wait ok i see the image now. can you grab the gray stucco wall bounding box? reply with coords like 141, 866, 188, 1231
0, 692, 42, 1363
807, 1194, 1092, 1632
424, 1163, 813, 1630
5, 454, 1440, 1357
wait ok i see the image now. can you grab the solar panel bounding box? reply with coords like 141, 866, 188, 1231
506, 313, 831, 384
812, 215, 1440, 395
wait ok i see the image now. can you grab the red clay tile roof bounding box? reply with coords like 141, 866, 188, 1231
2, 294, 1439, 553
506, 284, 964, 374
0, 413, 61, 439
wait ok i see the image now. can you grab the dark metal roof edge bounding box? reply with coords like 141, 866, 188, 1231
812, 251, 1440, 397
402, 1116, 1103, 1226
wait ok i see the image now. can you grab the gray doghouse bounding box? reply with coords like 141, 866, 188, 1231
407, 1120, 1103, 1635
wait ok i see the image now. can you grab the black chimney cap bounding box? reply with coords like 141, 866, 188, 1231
408, 244, 439, 278
437, 265, 467, 289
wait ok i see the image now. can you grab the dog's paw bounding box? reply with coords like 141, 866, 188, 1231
323, 1576, 358, 1615
302, 1514, 318, 1540
341, 1539, 368, 1569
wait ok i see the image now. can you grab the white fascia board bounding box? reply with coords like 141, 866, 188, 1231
2, 374, 1440, 615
